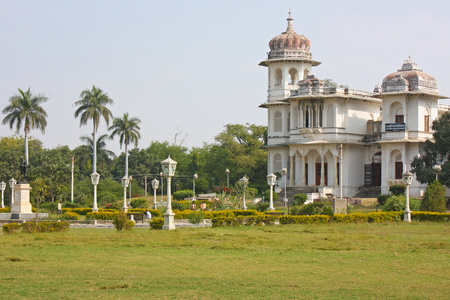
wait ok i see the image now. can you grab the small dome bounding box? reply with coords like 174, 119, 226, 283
381, 57, 438, 93
268, 12, 311, 59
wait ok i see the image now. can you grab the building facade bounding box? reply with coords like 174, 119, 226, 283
259, 13, 449, 198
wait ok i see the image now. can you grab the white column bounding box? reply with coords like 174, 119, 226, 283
299, 155, 306, 186
320, 156, 325, 186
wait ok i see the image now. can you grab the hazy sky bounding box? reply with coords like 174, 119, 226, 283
1, 0, 449, 155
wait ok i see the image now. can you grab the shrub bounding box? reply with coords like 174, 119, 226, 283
263, 190, 279, 201
173, 190, 193, 200
0, 207, 11, 213
86, 211, 119, 220
113, 212, 134, 231
278, 215, 330, 224
255, 203, 269, 212
412, 211, 449, 222
421, 180, 446, 213
211, 215, 276, 227
322, 206, 334, 218
104, 203, 121, 210
293, 193, 308, 206
367, 211, 403, 223
62, 208, 93, 215
2, 223, 21, 234
130, 198, 148, 209
62, 202, 81, 208
333, 213, 368, 223
381, 195, 420, 212
98, 191, 118, 205
389, 185, 406, 196
290, 203, 326, 215
150, 217, 164, 230
22, 221, 70, 233
187, 211, 205, 224
39, 202, 58, 213
60, 212, 80, 221
172, 201, 189, 211
128, 209, 161, 217
377, 195, 391, 206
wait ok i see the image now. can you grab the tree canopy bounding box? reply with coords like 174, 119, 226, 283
411, 111, 450, 188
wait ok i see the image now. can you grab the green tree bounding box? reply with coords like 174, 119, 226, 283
74, 86, 114, 176
2, 88, 48, 165
421, 180, 446, 212
109, 113, 141, 178
411, 111, 450, 188
79, 134, 116, 176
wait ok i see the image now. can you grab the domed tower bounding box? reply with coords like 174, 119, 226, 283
376, 57, 447, 196
259, 11, 321, 102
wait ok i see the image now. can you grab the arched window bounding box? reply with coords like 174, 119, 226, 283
395, 154, 403, 179
273, 154, 282, 173
289, 68, 298, 85
424, 107, 430, 132
275, 69, 282, 86
274, 111, 282, 132
305, 105, 310, 127
303, 69, 309, 80
287, 112, 291, 131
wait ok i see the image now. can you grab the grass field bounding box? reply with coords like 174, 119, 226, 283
0, 222, 449, 299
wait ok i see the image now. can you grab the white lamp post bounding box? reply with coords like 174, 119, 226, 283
0, 181, 6, 208
128, 175, 133, 203
90, 172, 100, 211
402, 171, 413, 223
121, 176, 129, 212
281, 168, 288, 208
9, 178, 17, 206
225, 169, 230, 189
160, 172, 164, 203
432, 164, 441, 181
151, 178, 159, 209
267, 173, 277, 211
239, 175, 249, 210
193, 173, 198, 201
161, 156, 177, 230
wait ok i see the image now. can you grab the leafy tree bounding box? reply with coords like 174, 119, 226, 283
30, 177, 49, 207
2, 88, 48, 165
109, 113, 141, 178
421, 180, 446, 212
411, 111, 450, 188
74, 85, 114, 175
30, 146, 72, 202
78, 134, 116, 177
323, 79, 349, 89
0, 136, 42, 182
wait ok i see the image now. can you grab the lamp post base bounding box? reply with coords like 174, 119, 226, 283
162, 212, 176, 230
403, 210, 411, 223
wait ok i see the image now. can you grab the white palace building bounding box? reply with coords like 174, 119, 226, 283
259, 13, 449, 198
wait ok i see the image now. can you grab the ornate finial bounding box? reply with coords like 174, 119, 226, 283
286, 10, 294, 32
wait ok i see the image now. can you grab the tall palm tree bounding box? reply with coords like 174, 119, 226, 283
79, 133, 116, 174
109, 113, 141, 178
2, 88, 48, 165
74, 86, 113, 175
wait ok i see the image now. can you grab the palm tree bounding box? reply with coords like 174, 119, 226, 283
79, 133, 116, 174
109, 113, 141, 178
74, 86, 114, 175
2, 88, 48, 165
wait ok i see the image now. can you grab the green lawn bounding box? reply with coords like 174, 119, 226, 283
0, 223, 449, 299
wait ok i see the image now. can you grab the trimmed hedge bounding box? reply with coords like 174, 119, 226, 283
60, 212, 80, 220
367, 211, 403, 223
0, 207, 11, 213
2, 222, 21, 234
212, 215, 276, 227
150, 218, 164, 230
128, 208, 162, 217
22, 221, 70, 233
173, 209, 259, 220
279, 215, 330, 224
86, 211, 119, 220
333, 213, 369, 223
412, 211, 449, 222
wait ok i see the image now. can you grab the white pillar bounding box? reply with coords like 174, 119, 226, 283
289, 155, 294, 186
320, 156, 325, 186
404, 184, 411, 223
269, 184, 274, 211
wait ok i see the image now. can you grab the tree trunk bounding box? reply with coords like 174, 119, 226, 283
125, 142, 129, 178
92, 122, 97, 174
24, 126, 29, 164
